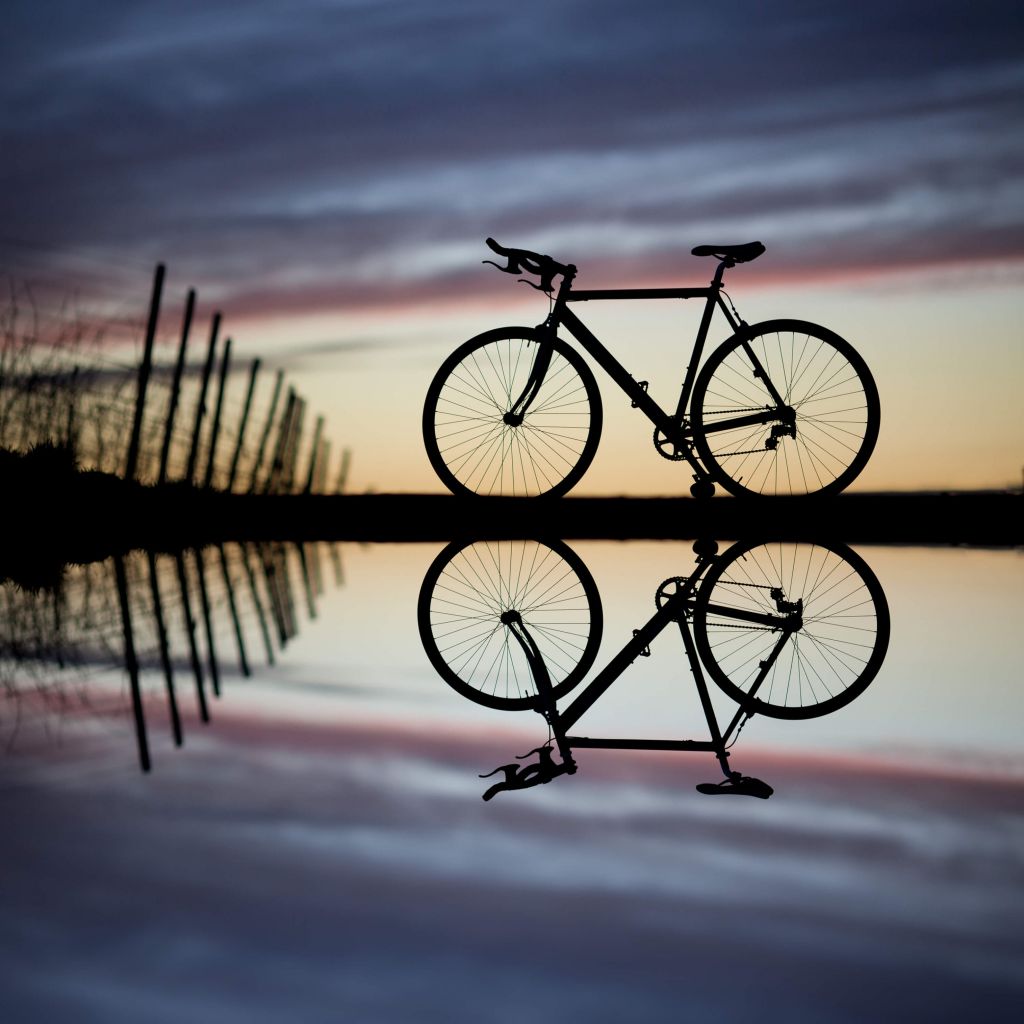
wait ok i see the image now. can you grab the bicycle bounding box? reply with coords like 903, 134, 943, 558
423, 238, 880, 498
418, 537, 889, 799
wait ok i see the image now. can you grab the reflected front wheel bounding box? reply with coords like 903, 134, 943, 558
418, 538, 603, 710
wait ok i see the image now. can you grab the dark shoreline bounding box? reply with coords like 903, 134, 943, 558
4, 463, 1020, 583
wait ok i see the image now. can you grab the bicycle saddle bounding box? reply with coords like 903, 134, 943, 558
691, 242, 765, 263
696, 774, 773, 799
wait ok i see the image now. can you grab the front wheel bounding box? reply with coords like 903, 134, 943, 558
423, 328, 603, 497
691, 320, 879, 497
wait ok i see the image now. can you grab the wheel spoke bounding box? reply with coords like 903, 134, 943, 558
695, 541, 888, 719
693, 322, 878, 496
419, 539, 603, 710
425, 331, 601, 497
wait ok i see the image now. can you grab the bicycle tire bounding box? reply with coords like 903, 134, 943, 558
418, 538, 603, 711
690, 320, 879, 497
423, 327, 603, 497
692, 540, 889, 720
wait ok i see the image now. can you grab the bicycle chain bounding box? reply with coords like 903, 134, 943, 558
720, 445, 776, 456
702, 406, 769, 415
704, 577, 794, 631
701, 406, 778, 456
655, 407, 774, 461
703, 623, 777, 632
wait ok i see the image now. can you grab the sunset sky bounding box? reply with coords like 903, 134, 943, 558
2, 0, 1022, 492
4, 9, 1023, 1016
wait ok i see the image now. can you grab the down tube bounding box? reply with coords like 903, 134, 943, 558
558, 601, 677, 732
558, 307, 675, 435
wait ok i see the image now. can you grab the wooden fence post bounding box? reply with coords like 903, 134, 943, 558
185, 313, 220, 484
218, 544, 251, 677
157, 288, 194, 485
282, 396, 306, 494
302, 415, 325, 494
175, 551, 209, 723
248, 368, 283, 493
335, 447, 352, 493
125, 263, 164, 482
263, 387, 295, 494
226, 357, 260, 492
115, 555, 151, 772
147, 550, 183, 747
315, 439, 331, 494
202, 336, 232, 489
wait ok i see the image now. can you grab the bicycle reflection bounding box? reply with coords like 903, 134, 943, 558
418, 539, 890, 801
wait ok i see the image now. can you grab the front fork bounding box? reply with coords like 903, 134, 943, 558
501, 610, 577, 771
503, 325, 555, 426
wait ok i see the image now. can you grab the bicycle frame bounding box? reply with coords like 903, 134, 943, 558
512, 259, 792, 471
508, 552, 800, 783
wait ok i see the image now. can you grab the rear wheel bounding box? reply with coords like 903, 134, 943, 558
418, 538, 603, 710
423, 328, 602, 497
691, 320, 879, 496
693, 540, 889, 719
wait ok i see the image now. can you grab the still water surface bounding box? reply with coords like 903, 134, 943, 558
2, 541, 1021, 1022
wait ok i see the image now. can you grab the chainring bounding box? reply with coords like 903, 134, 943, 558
653, 426, 690, 461
655, 576, 690, 612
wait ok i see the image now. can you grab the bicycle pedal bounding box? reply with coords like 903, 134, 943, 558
696, 776, 773, 799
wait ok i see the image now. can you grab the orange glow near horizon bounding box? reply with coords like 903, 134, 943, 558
224, 260, 1024, 496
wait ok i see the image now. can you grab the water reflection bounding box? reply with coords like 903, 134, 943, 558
419, 538, 889, 801
2, 539, 1022, 1021
0, 542, 340, 769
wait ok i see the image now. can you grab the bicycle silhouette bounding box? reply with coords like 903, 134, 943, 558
423, 238, 880, 498
418, 538, 889, 799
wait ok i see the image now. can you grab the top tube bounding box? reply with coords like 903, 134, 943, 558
567, 287, 712, 301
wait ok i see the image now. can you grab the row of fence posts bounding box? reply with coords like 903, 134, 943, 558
2, 539, 343, 771
126, 263, 350, 492
111, 540, 338, 771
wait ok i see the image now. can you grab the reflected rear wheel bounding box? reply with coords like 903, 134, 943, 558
693, 540, 889, 719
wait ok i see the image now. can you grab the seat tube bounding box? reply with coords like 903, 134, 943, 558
675, 276, 723, 421
676, 615, 731, 777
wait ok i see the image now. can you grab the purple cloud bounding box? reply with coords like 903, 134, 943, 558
2, 711, 1022, 1021
1, 1, 1022, 320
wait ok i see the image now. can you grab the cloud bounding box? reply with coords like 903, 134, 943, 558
1, 0, 1022, 321
2, 713, 1023, 1021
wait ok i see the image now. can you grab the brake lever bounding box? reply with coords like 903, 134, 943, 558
483, 239, 557, 293
482, 259, 521, 276
484, 268, 553, 293
520, 274, 555, 293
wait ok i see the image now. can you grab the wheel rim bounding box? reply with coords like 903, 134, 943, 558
695, 323, 878, 496
418, 539, 603, 709
425, 332, 599, 497
694, 540, 889, 719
